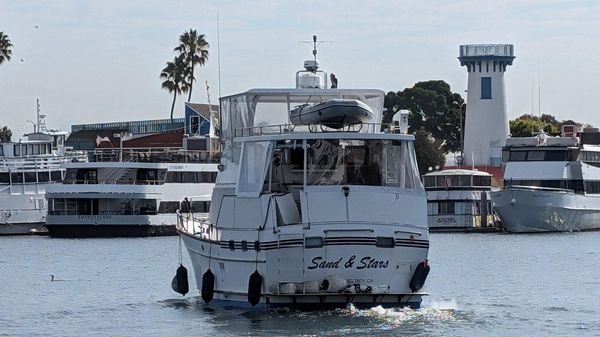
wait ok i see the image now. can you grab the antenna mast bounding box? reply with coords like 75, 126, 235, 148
299, 35, 332, 73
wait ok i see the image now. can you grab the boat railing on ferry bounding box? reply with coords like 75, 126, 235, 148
87, 147, 220, 163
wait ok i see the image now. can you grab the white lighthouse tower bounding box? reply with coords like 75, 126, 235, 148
459, 44, 515, 166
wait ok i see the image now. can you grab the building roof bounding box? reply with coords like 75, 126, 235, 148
185, 103, 219, 121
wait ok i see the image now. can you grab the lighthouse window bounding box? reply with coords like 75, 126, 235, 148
481, 77, 492, 99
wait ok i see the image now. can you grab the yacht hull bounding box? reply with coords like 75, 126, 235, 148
46, 224, 177, 238
0, 222, 46, 235
492, 189, 600, 233
180, 223, 429, 310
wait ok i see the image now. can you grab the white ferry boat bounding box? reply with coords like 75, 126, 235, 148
176, 50, 430, 310
423, 169, 496, 231
492, 128, 600, 232
0, 113, 83, 235
45, 146, 218, 237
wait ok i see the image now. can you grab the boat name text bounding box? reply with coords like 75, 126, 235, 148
307, 255, 389, 270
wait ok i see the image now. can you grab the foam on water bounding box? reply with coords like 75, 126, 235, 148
348, 299, 460, 325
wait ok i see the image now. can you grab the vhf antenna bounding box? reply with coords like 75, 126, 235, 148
299, 35, 332, 71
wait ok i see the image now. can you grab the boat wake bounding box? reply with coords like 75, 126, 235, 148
349, 298, 461, 325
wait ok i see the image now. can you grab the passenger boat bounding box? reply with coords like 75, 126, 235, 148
45, 146, 218, 237
492, 127, 600, 233
423, 169, 497, 232
176, 49, 430, 310
0, 111, 85, 235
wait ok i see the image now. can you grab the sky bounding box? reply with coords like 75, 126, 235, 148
1, 0, 600, 138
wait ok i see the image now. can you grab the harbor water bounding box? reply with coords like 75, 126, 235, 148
1, 232, 599, 336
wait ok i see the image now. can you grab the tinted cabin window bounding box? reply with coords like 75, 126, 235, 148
38, 172, 49, 182
527, 151, 545, 161
158, 202, 180, 213
50, 171, 62, 182
14, 145, 20, 156
11, 172, 23, 183
509, 151, 527, 161
0, 172, 9, 184
24, 172, 37, 183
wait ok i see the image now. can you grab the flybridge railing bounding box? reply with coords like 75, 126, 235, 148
233, 123, 405, 138
88, 148, 220, 163
0, 153, 87, 171
61, 179, 163, 185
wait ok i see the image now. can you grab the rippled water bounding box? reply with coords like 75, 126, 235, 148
1, 233, 599, 336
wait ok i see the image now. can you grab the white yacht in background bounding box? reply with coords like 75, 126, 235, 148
423, 169, 497, 232
492, 127, 600, 233
176, 46, 430, 310
0, 111, 84, 235
45, 147, 218, 237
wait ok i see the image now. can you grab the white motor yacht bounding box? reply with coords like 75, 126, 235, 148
0, 111, 84, 235
492, 128, 600, 232
423, 169, 497, 231
176, 49, 430, 310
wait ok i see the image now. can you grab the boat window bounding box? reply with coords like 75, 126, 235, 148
304, 139, 422, 190
11, 172, 23, 184
158, 201, 180, 213
506, 179, 585, 193
0, 172, 9, 184
438, 201, 455, 215
458, 175, 471, 186
0, 146, 3, 156
545, 150, 568, 161
526, 150, 545, 161
191, 201, 210, 213
585, 181, 600, 194
14, 145, 20, 156
138, 199, 157, 214
27, 144, 33, 155
423, 176, 436, 187
473, 176, 491, 186
508, 151, 527, 161
76, 169, 97, 184
38, 172, 49, 183
50, 171, 63, 182
24, 172, 37, 183
237, 141, 272, 197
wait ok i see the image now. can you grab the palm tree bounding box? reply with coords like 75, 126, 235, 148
174, 29, 209, 102
160, 55, 189, 121
0, 32, 13, 65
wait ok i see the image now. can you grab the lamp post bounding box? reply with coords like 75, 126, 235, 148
453, 100, 466, 167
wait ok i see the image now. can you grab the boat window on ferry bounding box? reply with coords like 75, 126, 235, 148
11, 172, 23, 184
24, 172, 36, 183
50, 171, 63, 182
438, 201, 455, 215
473, 176, 491, 186
38, 172, 49, 183
585, 181, 600, 194
14, 144, 20, 156
0, 173, 9, 184
158, 202, 179, 213
508, 150, 570, 161
76, 169, 97, 184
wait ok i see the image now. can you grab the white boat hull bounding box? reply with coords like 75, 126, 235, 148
492, 189, 600, 233
180, 221, 429, 309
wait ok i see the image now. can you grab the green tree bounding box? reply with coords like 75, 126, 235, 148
413, 128, 445, 175
0, 32, 13, 65
509, 114, 563, 137
160, 55, 190, 121
384, 80, 464, 153
175, 29, 209, 102
0, 126, 12, 142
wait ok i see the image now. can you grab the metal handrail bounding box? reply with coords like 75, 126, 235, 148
233, 123, 403, 138
506, 185, 574, 193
